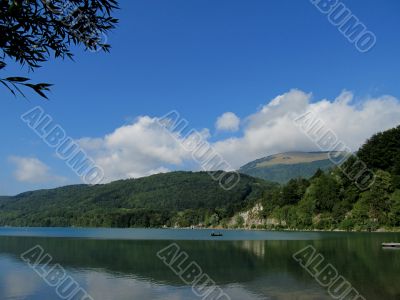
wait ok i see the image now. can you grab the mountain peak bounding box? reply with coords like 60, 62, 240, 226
239, 151, 347, 183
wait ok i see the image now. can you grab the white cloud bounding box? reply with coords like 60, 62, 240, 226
215, 112, 240, 132
213, 89, 400, 168
78, 116, 195, 182
78, 89, 400, 181
9, 156, 65, 183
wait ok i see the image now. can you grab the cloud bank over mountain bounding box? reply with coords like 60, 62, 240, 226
78, 90, 400, 182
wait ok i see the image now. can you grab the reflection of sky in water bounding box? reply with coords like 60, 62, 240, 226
0, 254, 328, 300
0, 255, 255, 300
0, 256, 43, 300
1, 231, 399, 300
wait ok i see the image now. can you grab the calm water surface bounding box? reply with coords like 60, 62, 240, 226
0, 228, 399, 300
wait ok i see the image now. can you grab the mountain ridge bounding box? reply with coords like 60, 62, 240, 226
239, 151, 348, 183
0, 171, 275, 227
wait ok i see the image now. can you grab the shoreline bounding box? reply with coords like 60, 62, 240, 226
1, 225, 400, 233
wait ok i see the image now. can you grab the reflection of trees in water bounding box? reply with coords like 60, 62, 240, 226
237, 240, 266, 258
0, 235, 399, 299
0, 237, 269, 284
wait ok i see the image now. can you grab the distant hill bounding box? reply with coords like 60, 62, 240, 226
1, 127, 398, 231
0, 171, 275, 227
0, 196, 11, 203
239, 151, 347, 183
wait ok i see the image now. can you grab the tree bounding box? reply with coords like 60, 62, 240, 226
309, 173, 340, 212
388, 190, 400, 226
357, 125, 400, 173
235, 215, 244, 228
349, 198, 370, 228
362, 170, 393, 223
294, 192, 315, 228
311, 168, 324, 180
280, 178, 309, 206
1, 0, 119, 98
208, 213, 219, 226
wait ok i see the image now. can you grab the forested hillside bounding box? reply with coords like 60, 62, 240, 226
0, 171, 273, 227
0, 126, 399, 231
259, 125, 400, 231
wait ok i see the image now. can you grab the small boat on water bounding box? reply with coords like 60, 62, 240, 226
211, 232, 223, 237
382, 242, 400, 248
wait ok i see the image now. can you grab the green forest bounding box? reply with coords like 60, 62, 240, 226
0, 171, 274, 228
261, 125, 400, 231
0, 125, 399, 231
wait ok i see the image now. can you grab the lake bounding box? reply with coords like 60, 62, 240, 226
0, 228, 399, 300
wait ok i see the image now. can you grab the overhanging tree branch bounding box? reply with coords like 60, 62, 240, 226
0, 0, 119, 99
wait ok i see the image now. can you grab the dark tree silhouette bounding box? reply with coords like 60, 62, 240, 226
0, 0, 118, 99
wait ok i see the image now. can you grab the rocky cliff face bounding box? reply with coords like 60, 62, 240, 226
228, 202, 284, 228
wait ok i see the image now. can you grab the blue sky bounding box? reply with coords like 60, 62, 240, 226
1, 0, 400, 195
